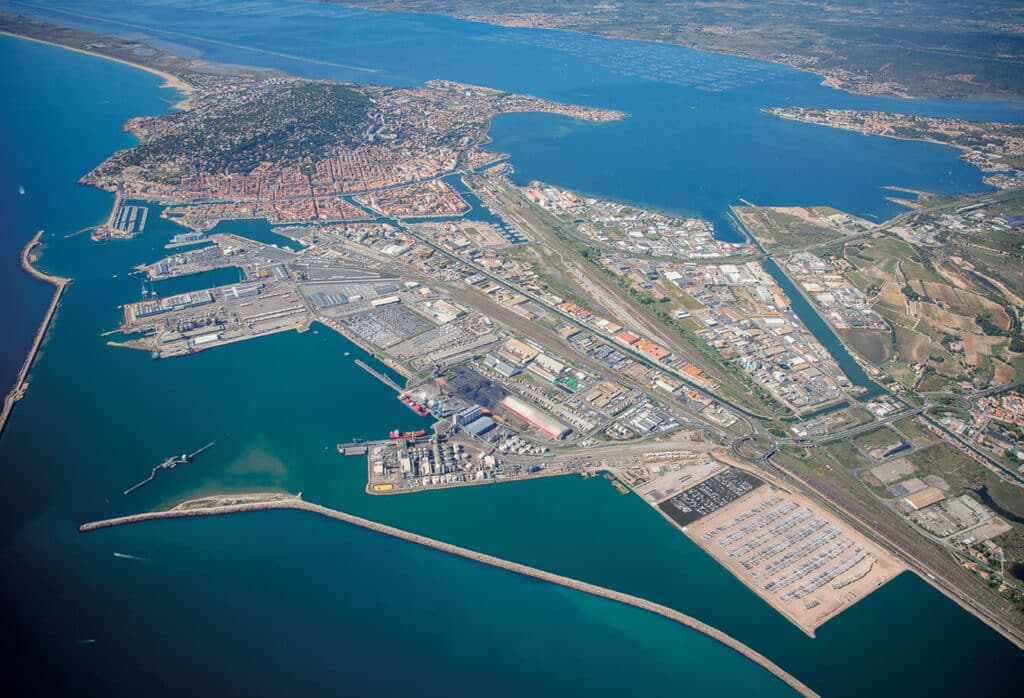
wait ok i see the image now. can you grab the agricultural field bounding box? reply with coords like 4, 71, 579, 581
839, 231, 1022, 391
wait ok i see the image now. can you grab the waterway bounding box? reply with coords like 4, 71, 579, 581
1, 4, 1024, 696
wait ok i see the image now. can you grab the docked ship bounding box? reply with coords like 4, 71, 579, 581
398, 394, 430, 416
390, 428, 427, 440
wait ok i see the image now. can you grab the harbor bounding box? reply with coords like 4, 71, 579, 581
78, 492, 819, 698
2, 11, 1024, 698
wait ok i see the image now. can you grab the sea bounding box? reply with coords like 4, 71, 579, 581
1, 1, 1023, 695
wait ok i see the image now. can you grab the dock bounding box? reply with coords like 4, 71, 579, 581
354, 358, 403, 392
123, 442, 215, 495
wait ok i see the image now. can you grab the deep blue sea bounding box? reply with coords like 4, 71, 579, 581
1, 2, 1023, 695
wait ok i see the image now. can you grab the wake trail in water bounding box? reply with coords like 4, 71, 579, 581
112, 551, 149, 562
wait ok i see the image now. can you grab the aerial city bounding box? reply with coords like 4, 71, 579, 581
2, 1, 1024, 696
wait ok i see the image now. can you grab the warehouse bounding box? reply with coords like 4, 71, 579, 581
500, 395, 571, 439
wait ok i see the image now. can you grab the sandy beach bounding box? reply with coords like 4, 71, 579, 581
0, 30, 195, 110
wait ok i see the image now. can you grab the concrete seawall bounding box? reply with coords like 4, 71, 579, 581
81, 495, 818, 697
0, 230, 70, 437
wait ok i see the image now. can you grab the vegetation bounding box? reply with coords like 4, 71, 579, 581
907, 443, 987, 496
119, 82, 371, 179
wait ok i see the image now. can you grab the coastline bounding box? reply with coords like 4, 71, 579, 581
341, 5, 914, 101
764, 109, 1014, 181
80, 492, 820, 698
0, 230, 71, 437
0, 30, 195, 110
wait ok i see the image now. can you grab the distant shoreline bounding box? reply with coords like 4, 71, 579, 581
80, 492, 820, 698
0, 29, 195, 110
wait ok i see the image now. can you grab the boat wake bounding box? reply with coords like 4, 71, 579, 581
112, 551, 149, 562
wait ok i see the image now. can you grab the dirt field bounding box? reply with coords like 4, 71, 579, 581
876, 281, 910, 315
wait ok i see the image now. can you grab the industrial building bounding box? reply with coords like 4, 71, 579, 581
464, 416, 496, 437
133, 290, 214, 319
454, 404, 483, 427
223, 283, 262, 301
500, 395, 571, 439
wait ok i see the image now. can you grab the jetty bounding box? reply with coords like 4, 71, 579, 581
0, 230, 71, 438
80, 492, 819, 698
354, 358, 403, 392
123, 442, 215, 495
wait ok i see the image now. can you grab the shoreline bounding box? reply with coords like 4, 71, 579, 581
0, 230, 71, 438
347, 5, 913, 101
765, 109, 1017, 181
80, 492, 820, 698
0, 30, 195, 110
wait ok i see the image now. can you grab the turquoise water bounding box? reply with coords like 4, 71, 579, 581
2, 6, 1024, 696
6, 512, 796, 697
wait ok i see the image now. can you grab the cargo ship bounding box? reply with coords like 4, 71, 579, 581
390, 428, 427, 440
398, 394, 430, 416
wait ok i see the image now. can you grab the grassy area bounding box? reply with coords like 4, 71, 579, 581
883, 360, 919, 389
823, 439, 872, 470
892, 416, 933, 446
986, 473, 1024, 519
907, 443, 987, 495
734, 206, 844, 251
657, 279, 704, 310
840, 328, 890, 365
853, 237, 919, 263
852, 426, 904, 455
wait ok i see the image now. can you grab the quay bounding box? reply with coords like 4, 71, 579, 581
354, 358, 403, 393
123, 442, 215, 495
0, 230, 71, 438
80, 493, 819, 697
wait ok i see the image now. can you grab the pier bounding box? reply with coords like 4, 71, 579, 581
122, 442, 215, 495
354, 358, 403, 392
80, 493, 819, 698
0, 230, 71, 438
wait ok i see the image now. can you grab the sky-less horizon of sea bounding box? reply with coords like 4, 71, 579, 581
1, 4, 1023, 696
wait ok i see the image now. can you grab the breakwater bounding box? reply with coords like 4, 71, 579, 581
0, 230, 70, 437
80, 494, 818, 697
